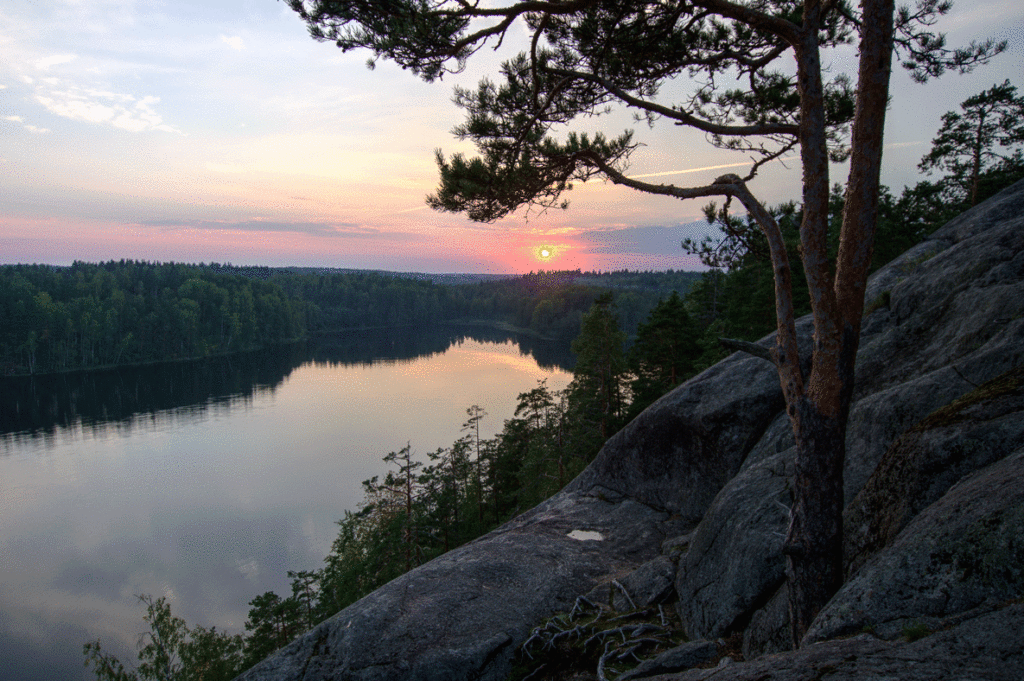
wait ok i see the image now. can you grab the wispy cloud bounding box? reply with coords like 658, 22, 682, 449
137, 217, 426, 240
33, 82, 181, 133
393, 205, 431, 215
574, 222, 716, 256
35, 54, 77, 70
220, 35, 245, 51
3, 114, 50, 134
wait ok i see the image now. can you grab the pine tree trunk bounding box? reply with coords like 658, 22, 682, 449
780, 0, 894, 646
971, 113, 985, 205
785, 396, 846, 646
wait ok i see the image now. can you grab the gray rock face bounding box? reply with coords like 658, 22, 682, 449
842, 367, 977, 502
236, 493, 670, 681
651, 604, 1024, 681
660, 534, 692, 560
844, 365, 1024, 575
238, 181, 1024, 681
676, 179, 1024, 650
675, 450, 791, 640
564, 322, 810, 522
735, 369, 1024, 659
846, 179, 1024, 496
586, 555, 677, 611
806, 446, 1024, 644
740, 582, 790, 660
857, 179, 1024, 396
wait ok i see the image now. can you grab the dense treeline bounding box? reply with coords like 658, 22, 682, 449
0, 261, 699, 376
268, 268, 460, 331
453, 269, 703, 341
0, 261, 311, 376
225, 265, 701, 341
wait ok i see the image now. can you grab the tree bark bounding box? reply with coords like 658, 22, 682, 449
785, 396, 846, 643
718, 337, 774, 365
785, 0, 896, 647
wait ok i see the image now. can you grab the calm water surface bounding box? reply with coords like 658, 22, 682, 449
0, 327, 572, 681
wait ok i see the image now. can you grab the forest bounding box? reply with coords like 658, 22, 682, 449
0, 259, 702, 377
0, 262, 312, 376
68, 77, 1024, 680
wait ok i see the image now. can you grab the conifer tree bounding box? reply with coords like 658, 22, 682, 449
919, 79, 1024, 206
568, 292, 627, 442
379, 444, 425, 572
461, 405, 489, 527
84, 595, 244, 681
243, 592, 302, 669
628, 292, 700, 418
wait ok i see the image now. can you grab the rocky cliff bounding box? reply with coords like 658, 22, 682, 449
236, 179, 1024, 681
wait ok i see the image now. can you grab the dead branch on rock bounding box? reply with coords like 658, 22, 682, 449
514, 585, 683, 681
612, 580, 638, 610
718, 337, 776, 365
570, 595, 600, 619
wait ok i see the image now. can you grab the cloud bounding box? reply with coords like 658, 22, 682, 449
574, 222, 717, 256
32, 83, 181, 133
35, 54, 77, 70
137, 217, 426, 240
3, 115, 50, 134
220, 35, 245, 51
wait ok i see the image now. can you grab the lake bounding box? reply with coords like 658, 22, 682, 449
0, 326, 574, 681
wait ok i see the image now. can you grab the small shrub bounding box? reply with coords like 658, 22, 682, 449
864, 290, 891, 315
902, 620, 931, 642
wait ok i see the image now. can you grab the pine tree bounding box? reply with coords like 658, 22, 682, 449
83, 595, 244, 681
568, 293, 627, 442
919, 79, 1024, 206
628, 292, 700, 418
461, 405, 489, 528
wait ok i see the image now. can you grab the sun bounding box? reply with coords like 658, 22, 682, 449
535, 245, 555, 261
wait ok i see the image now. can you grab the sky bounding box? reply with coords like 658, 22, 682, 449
1, 1, 1021, 274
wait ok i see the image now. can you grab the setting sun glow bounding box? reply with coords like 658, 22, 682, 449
536, 246, 555, 261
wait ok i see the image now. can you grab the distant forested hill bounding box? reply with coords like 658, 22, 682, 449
0, 261, 311, 376
0, 261, 702, 376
